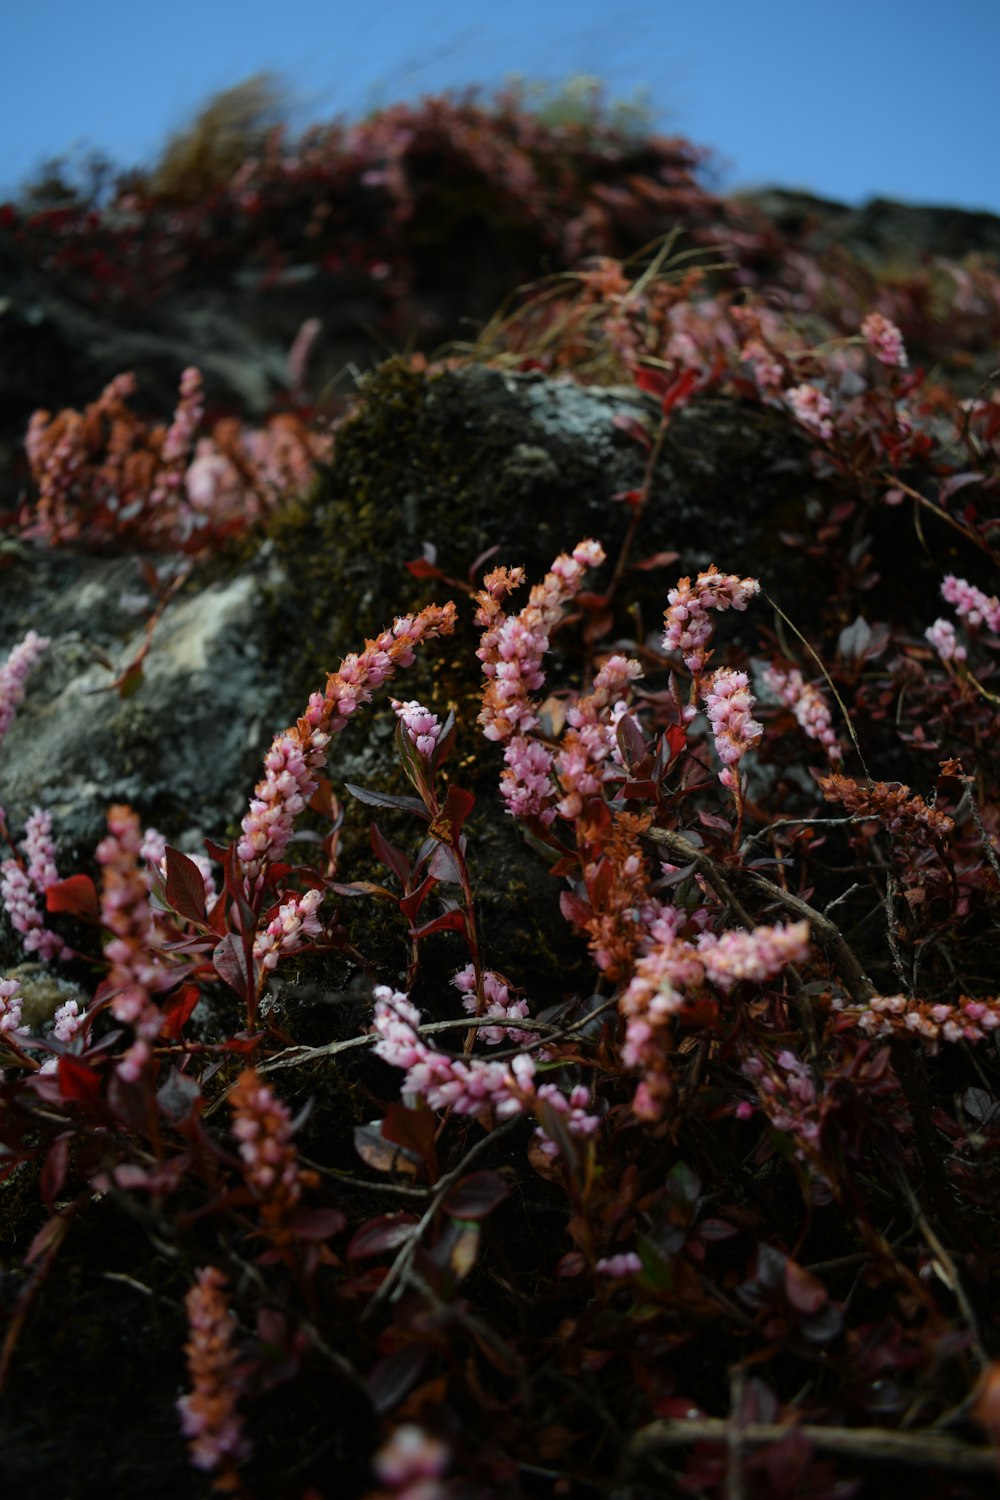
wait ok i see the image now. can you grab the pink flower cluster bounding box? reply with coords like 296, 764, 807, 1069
924, 618, 967, 663
740, 1048, 832, 1197
741, 338, 784, 391
392, 698, 443, 760
595, 1252, 642, 1278
476, 540, 605, 741
371, 987, 600, 1158
786, 383, 834, 441
703, 668, 763, 786
0, 630, 49, 743
0, 976, 24, 1036
500, 735, 556, 822
620, 909, 811, 1119
498, 652, 639, 824
97, 804, 169, 1045
177, 1266, 250, 1475
229, 1068, 311, 1235
698, 920, 811, 989
162, 367, 204, 464
940, 574, 1000, 635
452, 963, 534, 1046
239, 603, 457, 881
238, 720, 329, 882
373, 1424, 450, 1500
763, 663, 842, 762
38, 998, 87, 1075
856, 992, 1000, 1051
661, 566, 760, 675
554, 654, 642, 819
0, 807, 71, 961
252, 887, 324, 971
861, 311, 908, 369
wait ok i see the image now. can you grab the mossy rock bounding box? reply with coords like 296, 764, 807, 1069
263, 359, 824, 1014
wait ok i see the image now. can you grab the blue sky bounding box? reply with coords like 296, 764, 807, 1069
2, 0, 998, 213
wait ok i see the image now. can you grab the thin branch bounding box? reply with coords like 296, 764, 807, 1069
628, 1418, 998, 1475
644, 826, 756, 929
645, 827, 874, 1006
893, 1169, 987, 1371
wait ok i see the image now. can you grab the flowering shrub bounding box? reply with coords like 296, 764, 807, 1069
20, 366, 330, 550
3, 88, 1000, 1500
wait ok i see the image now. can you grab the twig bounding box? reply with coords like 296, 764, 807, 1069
628, 1419, 998, 1475
727, 1367, 747, 1500
893, 1169, 987, 1370
360, 1115, 523, 1322
259, 1014, 556, 1075
644, 827, 756, 930
645, 827, 874, 1007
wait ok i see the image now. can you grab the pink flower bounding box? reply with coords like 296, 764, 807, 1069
741, 338, 784, 391
0, 976, 25, 1035
763, 664, 842, 762
97, 805, 168, 1041
229, 1068, 311, 1238
661, 567, 759, 675
177, 1267, 250, 1474
374, 1424, 449, 1492
697, 920, 812, 990
786, 383, 834, 441
239, 605, 456, 882
941, 575, 1000, 634
252, 887, 324, 971
862, 311, 908, 369
0, 808, 70, 962
392, 698, 442, 760
703, 668, 762, 778
476, 541, 605, 741
0, 631, 49, 742
500, 735, 556, 822
925, 618, 967, 663
595, 1252, 642, 1277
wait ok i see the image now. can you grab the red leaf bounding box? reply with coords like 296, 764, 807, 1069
45, 874, 99, 920
354, 1121, 422, 1177
635, 368, 670, 398
347, 1212, 418, 1260
442, 1170, 510, 1221
371, 822, 410, 887
403, 556, 443, 580
164, 847, 207, 924
382, 1103, 439, 1176
632, 549, 681, 571
559, 890, 592, 929
698, 1217, 738, 1242
367, 1344, 431, 1416
660, 367, 699, 415
408, 908, 467, 941
40, 1136, 70, 1207
660, 723, 688, 764
785, 1257, 828, 1314
57, 1056, 104, 1113
212, 933, 252, 1002
428, 784, 475, 846
399, 873, 438, 924
290, 1207, 346, 1241
611, 412, 653, 450
160, 983, 201, 1041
